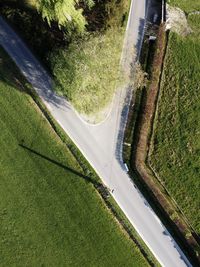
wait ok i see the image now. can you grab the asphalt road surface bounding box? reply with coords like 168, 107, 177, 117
0, 0, 192, 266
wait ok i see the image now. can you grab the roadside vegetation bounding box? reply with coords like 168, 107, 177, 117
50, 0, 128, 114
0, 47, 149, 266
0, 0, 129, 114
50, 28, 124, 114
149, 4, 200, 233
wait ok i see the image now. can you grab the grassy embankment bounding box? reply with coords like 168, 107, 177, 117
0, 47, 149, 266
149, 2, 200, 234
50, 0, 129, 114
50, 27, 125, 114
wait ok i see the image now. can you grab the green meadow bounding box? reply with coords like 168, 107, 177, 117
149, 4, 200, 233
0, 47, 148, 266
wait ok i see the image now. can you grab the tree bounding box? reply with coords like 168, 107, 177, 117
36, 0, 94, 33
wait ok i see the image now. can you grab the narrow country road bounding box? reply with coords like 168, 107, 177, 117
0, 1, 192, 266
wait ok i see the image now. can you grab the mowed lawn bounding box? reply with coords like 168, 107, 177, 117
0, 48, 148, 266
149, 12, 200, 232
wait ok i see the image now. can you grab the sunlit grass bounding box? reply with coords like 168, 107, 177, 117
149, 14, 200, 232
23, 0, 38, 8
168, 0, 200, 13
50, 27, 125, 114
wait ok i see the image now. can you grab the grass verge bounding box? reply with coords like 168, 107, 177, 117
49, 0, 130, 115
50, 27, 125, 114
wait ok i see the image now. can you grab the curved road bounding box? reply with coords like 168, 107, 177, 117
0, 1, 192, 266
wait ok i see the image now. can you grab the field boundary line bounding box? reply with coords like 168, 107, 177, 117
125, 24, 200, 265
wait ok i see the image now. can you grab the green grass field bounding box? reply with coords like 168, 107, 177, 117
169, 0, 200, 13
149, 7, 200, 233
0, 48, 148, 266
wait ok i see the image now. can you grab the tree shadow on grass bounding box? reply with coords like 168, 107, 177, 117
19, 143, 100, 187
0, 46, 30, 94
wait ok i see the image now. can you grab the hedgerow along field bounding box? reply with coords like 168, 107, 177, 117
149, 6, 200, 233
0, 48, 149, 266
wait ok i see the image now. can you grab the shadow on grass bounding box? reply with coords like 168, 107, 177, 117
0, 46, 31, 94
19, 143, 100, 187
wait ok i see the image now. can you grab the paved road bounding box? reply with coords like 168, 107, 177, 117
0, 1, 192, 266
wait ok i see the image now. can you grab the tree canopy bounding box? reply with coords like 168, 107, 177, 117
36, 0, 94, 33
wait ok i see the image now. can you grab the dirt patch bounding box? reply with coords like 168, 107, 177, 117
166, 4, 192, 36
